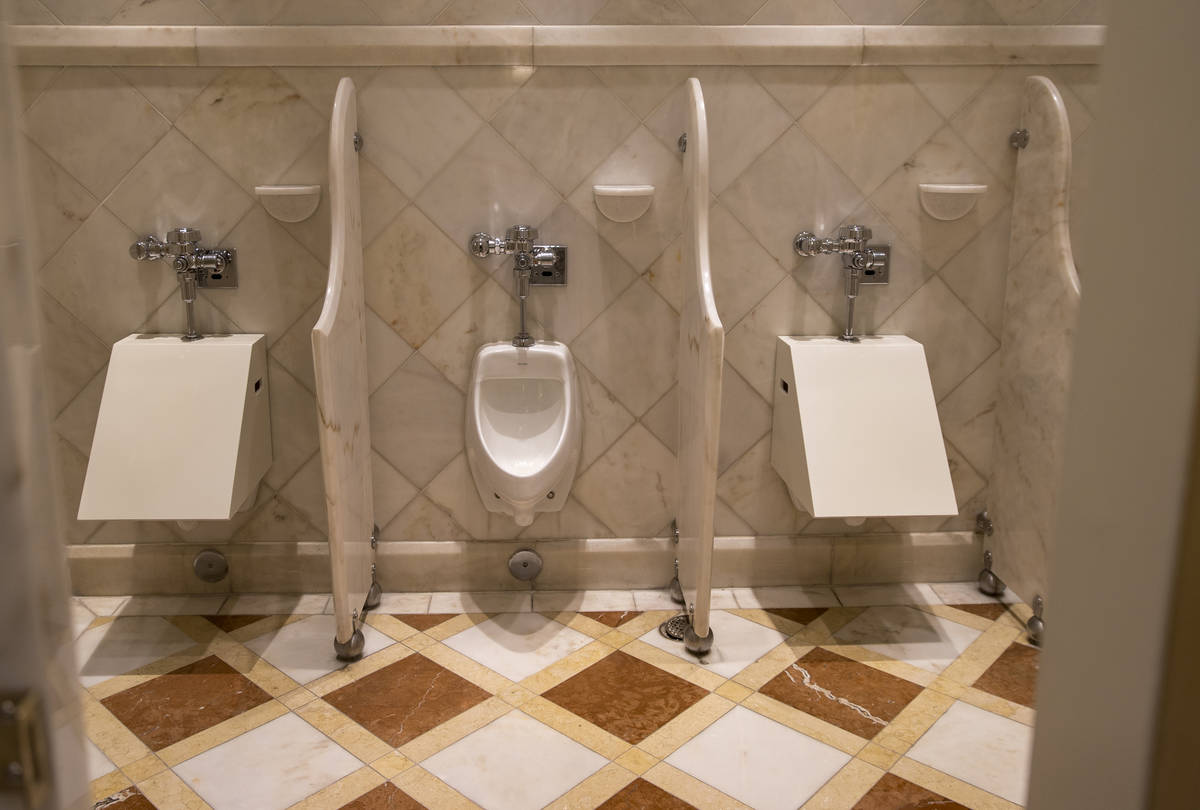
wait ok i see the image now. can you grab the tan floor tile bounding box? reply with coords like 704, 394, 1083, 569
917, 603, 996, 633
643, 762, 752, 810
136, 766, 214, 810
798, 607, 866, 643
226, 614, 306, 643
498, 684, 536, 707
714, 680, 753, 702
121, 753, 166, 783
741, 692, 865, 756
286, 765, 384, 810
90, 771, 132, 804
398, 696, 512, 763
295, 699, 394, 763
84, 696, 151, 768
620, 639, 724, 691
520, 696, 632, 760
946, 603, 1009, 621
364, 613, 421, 642
731, 641, 812, 691
278, 686, 319, 710
614, 746, 658, 776
402, 631, 439, 651
800, 758, 884, 810
369, 752, 414, 780
637, 693, 736, 759
550, 611, 617, 639
89, 646, 210, 701
423, 613, 488, 641
168, 615, 225, 644
390, 614, 459, 632
544, 761, 637, 810
872, 689, 956, 755
956, 685, 1036, 725
393, 765, 483, 809
597, 628, 636, 648
338, 781, 428, 809
857, 742, 901, 770
891, 757, 1022, 810
157, 699, 288, 767
820, 643, 938, 688
617, 610, 676, 638
580, 610, 645, 629
201, 614, 272, 634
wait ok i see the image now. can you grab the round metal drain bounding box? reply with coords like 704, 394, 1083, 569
508, 549, 542, 581
193, 549, 229, 583
659, 614, 690, 641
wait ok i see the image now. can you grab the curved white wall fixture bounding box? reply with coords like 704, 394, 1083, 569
987, 76, 1082, 609
593, 184, 654, 222
256, 184, 321, 223
676, 77, 724, 651
918, 183, 988, 221
314, 77, 376, 652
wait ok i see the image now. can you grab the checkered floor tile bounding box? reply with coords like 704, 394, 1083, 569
78, 585, 1037, 809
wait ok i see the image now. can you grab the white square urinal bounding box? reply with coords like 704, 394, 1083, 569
78, 334, 272, 521
770, 335, 956, 520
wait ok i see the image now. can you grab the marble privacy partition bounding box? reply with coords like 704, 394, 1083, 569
10, 0, 1103, 26
987, 76, 1081, 608
19, 58, 1097, 593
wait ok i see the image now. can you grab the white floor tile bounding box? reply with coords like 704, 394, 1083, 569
424, 711, 606, 810
219, 594, 330, 615
709, 589, 739, 609
834, 583, 942, 607
632, 589, 682, 610
532, 590, 636, 613
832, 605, 982, 674
428, 591, 532, 613
930, 581, 1018, 604
639, 610, 788, 679
908, 701, 1033, 804
731, 586, 839, 609
116, 595, 229, 616
174, 713, 361, 810
75, 617, 196, 687
372, 592, 433, 613
666, 705, 851, 810
84, 738, 115, 780
442, 613, 592, 682
244, 614, 393, 684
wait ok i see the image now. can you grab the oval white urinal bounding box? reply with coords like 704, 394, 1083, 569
465, 341, 581, 526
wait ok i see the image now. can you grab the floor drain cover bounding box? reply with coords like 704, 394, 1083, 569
659, 614, 690, 641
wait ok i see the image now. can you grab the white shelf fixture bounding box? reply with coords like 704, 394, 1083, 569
918, 183, 988, 221
593, 184, 654, 223
256, 184, 321, 223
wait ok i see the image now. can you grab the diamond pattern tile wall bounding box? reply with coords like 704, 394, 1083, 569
18, 56, 1096, 549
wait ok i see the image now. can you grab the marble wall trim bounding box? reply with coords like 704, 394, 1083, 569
67, 534, 979, 595
9, 25, 1105, 67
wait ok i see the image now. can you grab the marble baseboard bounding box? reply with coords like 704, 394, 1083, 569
68, 532, 980, 595
9, 25, 1105, 67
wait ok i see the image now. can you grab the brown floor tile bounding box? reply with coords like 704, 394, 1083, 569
759, 647, 923, 739
391, 614, 457, 631
541, 650, 708, 744
598, 778, 696, 809
851, 773, 967, 809
95, 787, 157, 810
324, 654, 490, 747
764, 607, 829, 625
973, 641, 1039, 707
201, 615, 270, 632
101, 655, 272, 751
339, 782, 426, 809
947, 603, 1008, 620
582, 610, 643, 628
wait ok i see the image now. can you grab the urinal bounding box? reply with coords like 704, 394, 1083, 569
465, 341, 581, 526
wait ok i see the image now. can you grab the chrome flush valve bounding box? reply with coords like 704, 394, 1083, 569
468, 225, 567, 348
130, 227, 237, 342
793, 224, 890, 342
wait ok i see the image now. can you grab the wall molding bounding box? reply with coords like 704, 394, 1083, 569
7, 24, 1105, 67
66, 533, 980, 595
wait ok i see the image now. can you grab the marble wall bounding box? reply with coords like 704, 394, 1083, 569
10, 0, 1103, 26
15, 28, 1099, 588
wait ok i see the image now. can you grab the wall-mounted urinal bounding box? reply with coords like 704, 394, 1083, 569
78, 228, 271, 525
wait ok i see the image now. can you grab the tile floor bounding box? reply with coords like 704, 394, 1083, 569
77, 584, 1039, 810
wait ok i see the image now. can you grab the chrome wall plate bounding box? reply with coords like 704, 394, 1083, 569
528, 246, 566, 286
193, 548, 229, 582
847, 244, 890, 285
197, 248, 238, 289
508, 548, 543, 581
